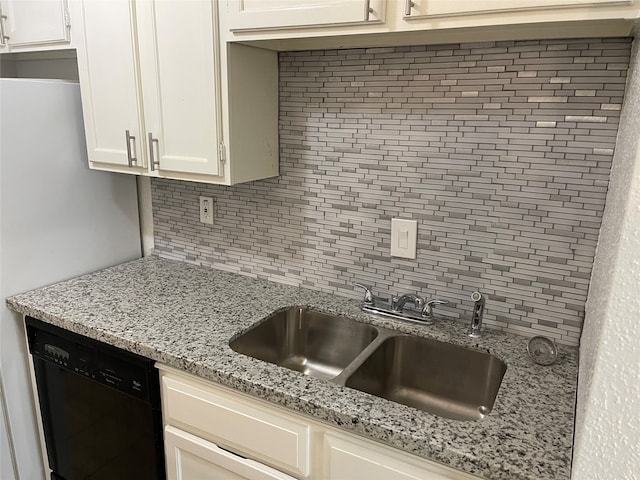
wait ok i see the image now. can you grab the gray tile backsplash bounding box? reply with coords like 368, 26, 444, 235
152, 38, 631, 345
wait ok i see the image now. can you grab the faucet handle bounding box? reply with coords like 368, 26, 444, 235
422, 299, 448, 317
352, 283, 374, 305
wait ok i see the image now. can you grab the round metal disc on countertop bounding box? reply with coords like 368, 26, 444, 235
527, 336, 558, 366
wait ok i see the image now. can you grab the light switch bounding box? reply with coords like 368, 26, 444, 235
399, 230, 408, 249
390, 218, 417, 259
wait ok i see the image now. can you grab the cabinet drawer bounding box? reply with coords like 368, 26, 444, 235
165, 425, 297, 480
162, 375, 310, 478
323, 432, 481, 480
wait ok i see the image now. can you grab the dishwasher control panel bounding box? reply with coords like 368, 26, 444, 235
27, 317, 155, 402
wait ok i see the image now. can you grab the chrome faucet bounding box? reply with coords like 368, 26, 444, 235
353, 283, 448, 326
423, 299, 447, 317
392, 294, 425, 313
467, 291, 485, 338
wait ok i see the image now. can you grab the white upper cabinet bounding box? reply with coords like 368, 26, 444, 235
226, 0, 386, 31
77, 0, 220, 177
76, 0, 143, 169
0, 0, 69, 51
136, 0, 221, 176
403, 0, 632, 19
76, 0, 278, 185
220, 0, 638, 45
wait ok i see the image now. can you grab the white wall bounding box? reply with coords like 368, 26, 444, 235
573, 39, 640, 478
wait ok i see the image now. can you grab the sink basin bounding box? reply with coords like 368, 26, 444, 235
231, 308, 506, 421
344, 335, 506, 421
229, 307, 378, 380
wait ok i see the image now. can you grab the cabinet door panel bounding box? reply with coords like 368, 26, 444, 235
405, 0, 630, 18
323, 432, 480, 480
165, 426, 296, 480
227, 0, 384, 31
162, 376, 310, 478
137, 0, 221, 176
0, 0, 68, 46
76, 0, 144, 168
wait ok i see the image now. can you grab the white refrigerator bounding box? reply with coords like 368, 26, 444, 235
0, 78, 142, 479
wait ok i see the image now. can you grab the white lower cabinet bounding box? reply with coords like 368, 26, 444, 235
159, 366, 481, 480
161, 369, 310, 478
322, 432, 476, 480
165, 426, 296, 480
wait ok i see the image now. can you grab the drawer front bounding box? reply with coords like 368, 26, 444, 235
162, 375, 310, 478
323, 432, 482, 480
165, 425, 297, 480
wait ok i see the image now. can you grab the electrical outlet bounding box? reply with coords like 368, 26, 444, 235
199, 196, 214, 225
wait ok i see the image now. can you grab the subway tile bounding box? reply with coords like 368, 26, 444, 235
151, 38, 631, 347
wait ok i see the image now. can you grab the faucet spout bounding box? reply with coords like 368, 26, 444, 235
467, 291, 485, 338
392, 294, 425, 313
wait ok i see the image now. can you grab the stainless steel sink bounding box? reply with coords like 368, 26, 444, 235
230, 307, 507, 421
344, 335, 507, 421
229, 307, 379, 380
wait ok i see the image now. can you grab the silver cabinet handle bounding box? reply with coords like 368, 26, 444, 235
364, 0, 373, 21
404, 0, 415, 16
148, 132, 160, 171
1, 15, 9, 44
125, 130, 137, 167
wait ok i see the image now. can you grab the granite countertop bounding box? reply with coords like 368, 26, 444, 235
7, 256, 577, 480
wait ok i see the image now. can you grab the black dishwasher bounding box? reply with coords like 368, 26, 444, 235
26, 316, 165, 480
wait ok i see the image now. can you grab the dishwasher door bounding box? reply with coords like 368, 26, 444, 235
27, 317, 165, 480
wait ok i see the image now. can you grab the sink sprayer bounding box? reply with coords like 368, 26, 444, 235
467, 291, 485, 338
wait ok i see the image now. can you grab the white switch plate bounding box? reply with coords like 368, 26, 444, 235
199, 196, 214, 225
390, 218, 417, 259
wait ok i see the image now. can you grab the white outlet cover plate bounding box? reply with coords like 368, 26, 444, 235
199, 196, 214, 225
391, 218, 417, 259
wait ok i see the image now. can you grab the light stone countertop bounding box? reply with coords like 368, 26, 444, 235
7, 256, 577, 480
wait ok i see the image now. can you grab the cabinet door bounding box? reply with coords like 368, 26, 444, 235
404, 0, 629, 19
76, 0, 145, 169
165, 426, 296, 480
226, 0, 385, 31
0, 0, 68, 47
323, 432, 480, 480
162, 375, 310, 478
0, 7, 6, 51
136, 0, 222, 177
